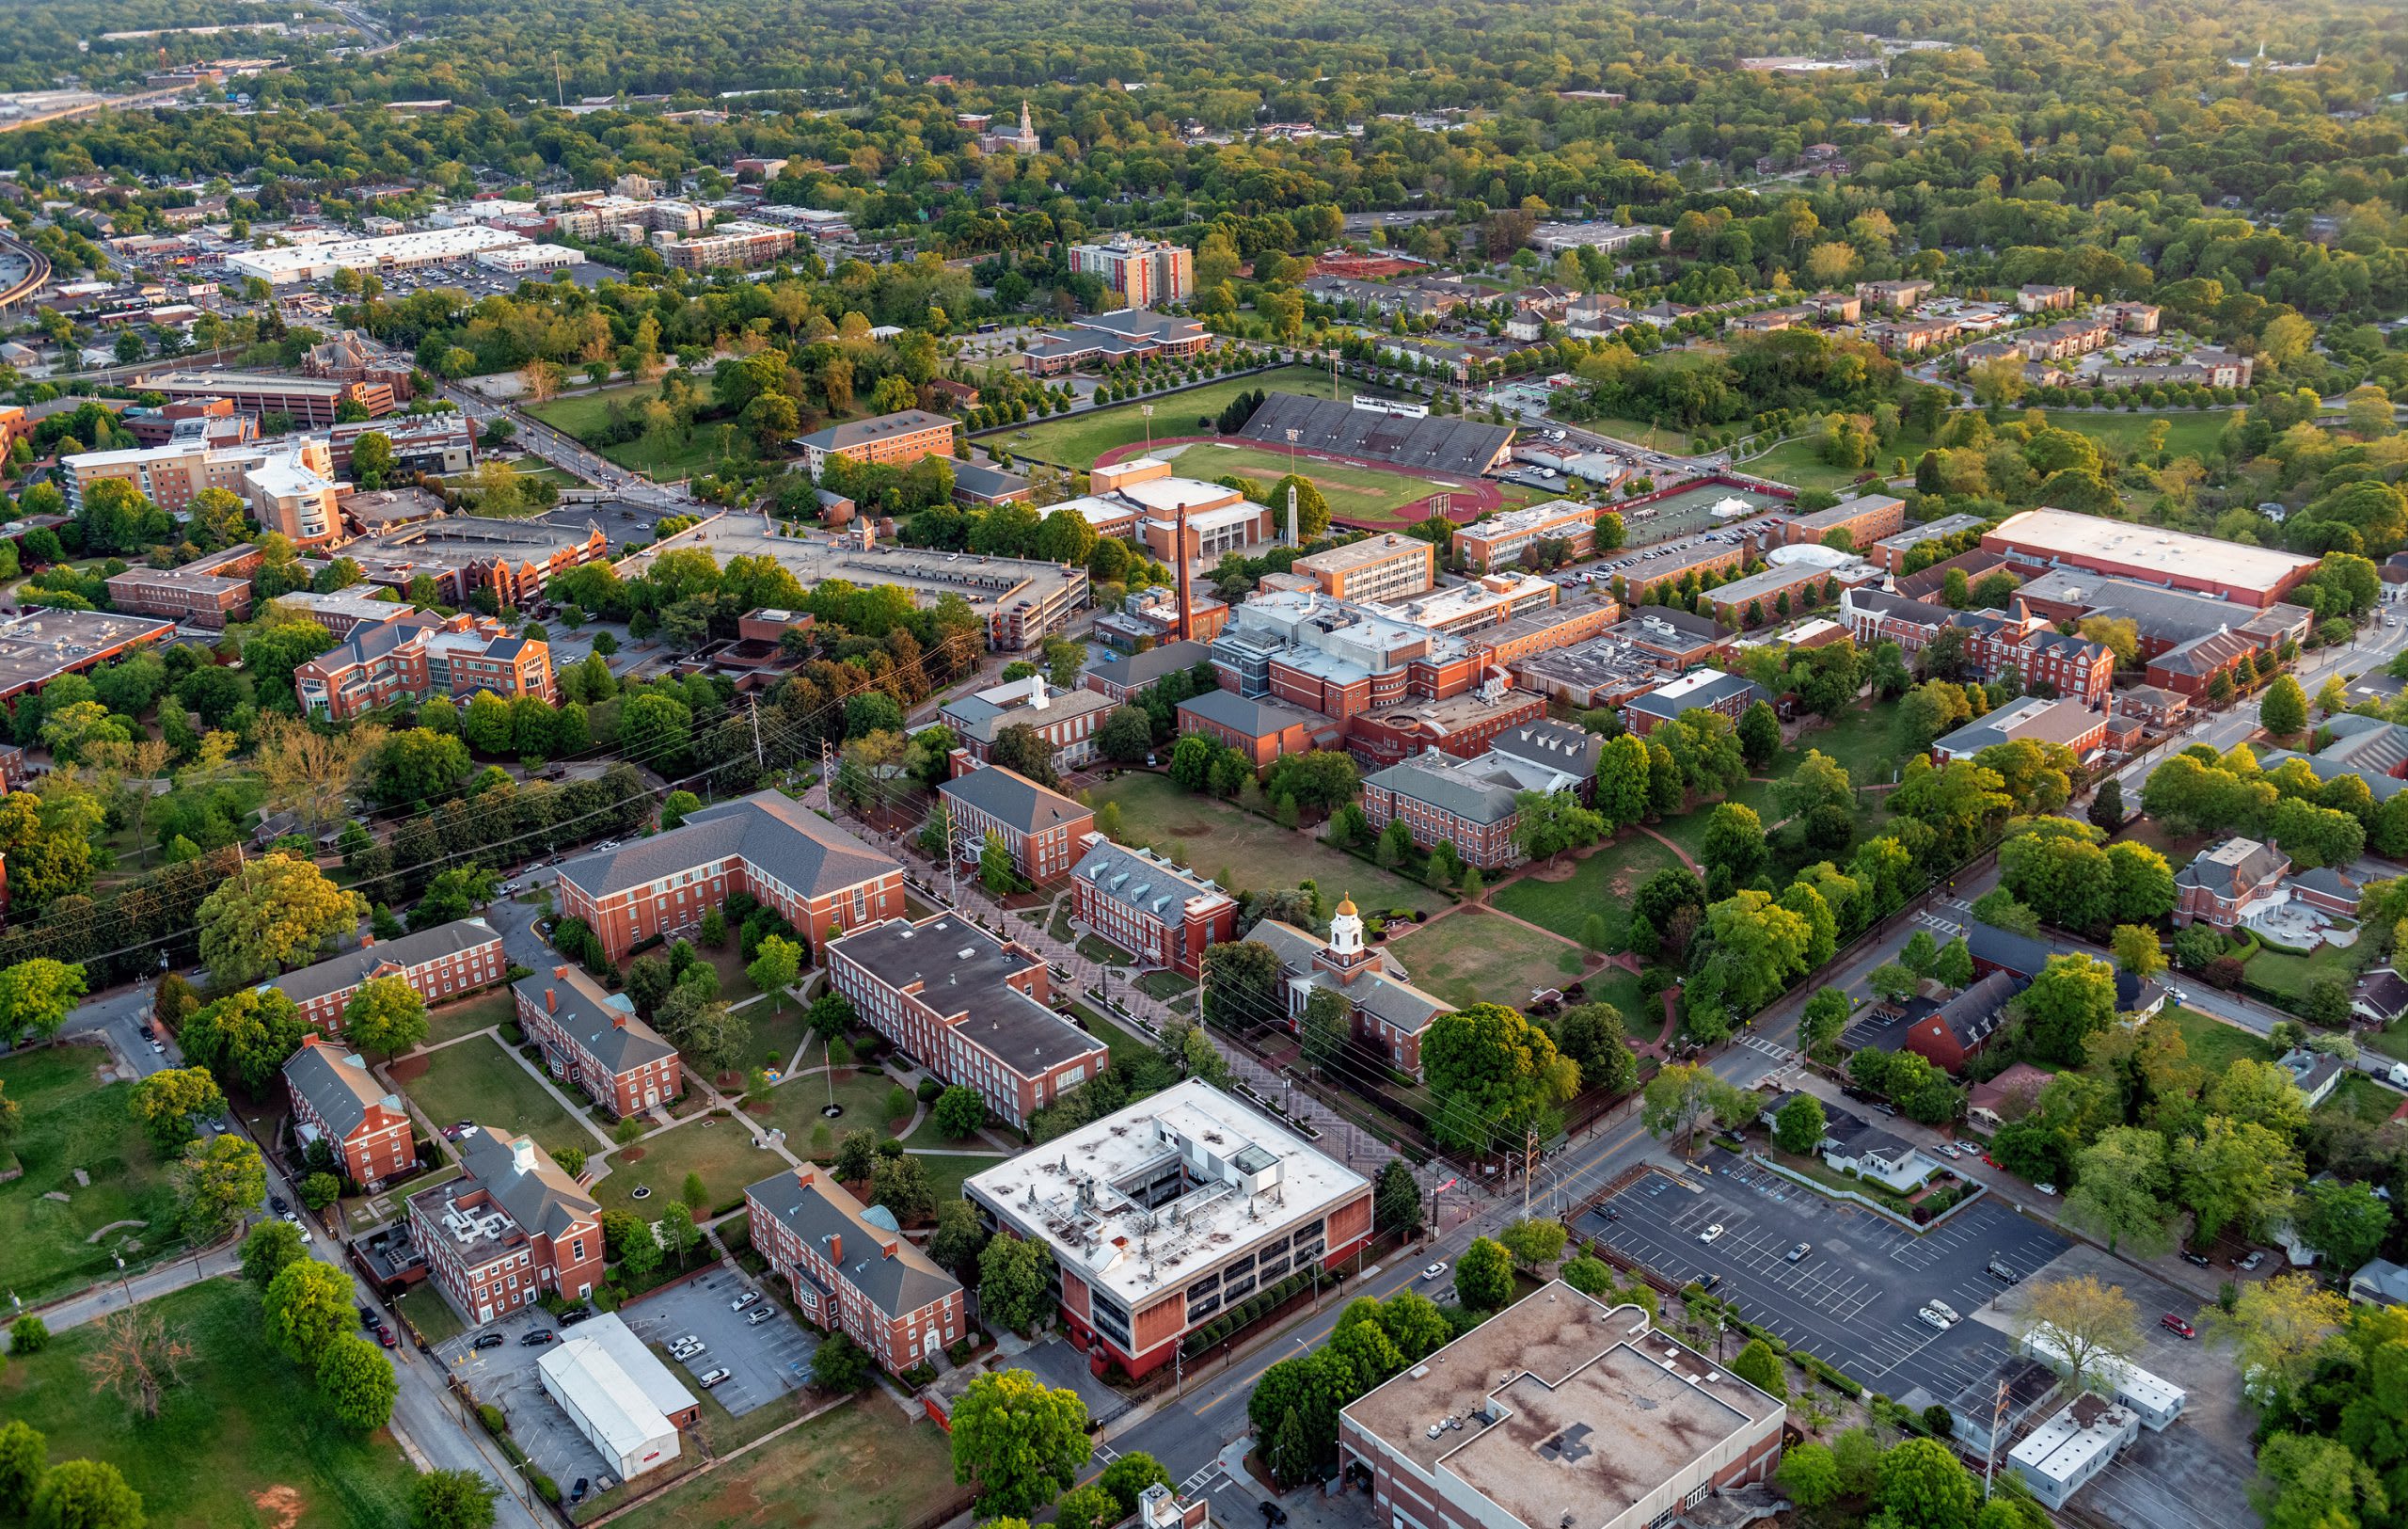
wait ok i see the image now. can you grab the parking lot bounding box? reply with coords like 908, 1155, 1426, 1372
1576, 1155, 2067, 1401
618, 1266, 815, 1417
438, 1306, 614, 1495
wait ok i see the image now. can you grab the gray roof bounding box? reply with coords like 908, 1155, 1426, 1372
1244, 917, 1450, 1036
1177, 687, 1322, 739
1484, 718, 1607, 777
2173, 837, 2289, 899
282, 1039, 403, 1141
453, 1123, 597, 1240
1624, 670, 1765, 720
938, 764, 1088, 836
1932, 970, 2026, 1048
2359, 969, 2408, 1021
2011, 568, 2310, 645
557, 790, 899, 900
2320, 714, 2408, 775
1086, 639, 1212, 692
268, 917, 499, 1007
1364, 752, 1529, 827
827, 915, 1103, 1076
2256, 747, 2408, 802
745, 1167, 960, 1318
516, 967, 674, 1073
951, 460, 1030, 500
1821, 1107, 1914, 1165
1236, 392, 1513, 477
1071, 840, 1228, 923
795, 408, 953, 452
2292, 865, 2362, 903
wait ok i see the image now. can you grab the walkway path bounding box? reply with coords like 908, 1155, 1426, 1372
1638, 823, 1703, 875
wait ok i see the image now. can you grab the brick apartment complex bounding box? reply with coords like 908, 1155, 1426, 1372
796, 409, 956, 480
1452, 501, 1601, 574
1339, 1284, 1785, 1529
824, 912, 1108, 1127
408, 1125, 606, 1322
293, 611, 555, 721
328, 414, 474, 479
1084, 640, 1213, 703
1069, 235, 1196, 306
283, 1036, 417, 1187
660, 220, 796, 270
104, 543, 263, 627
137, 369, 394, 427
556, 790, 906, 963
743, 1165, 966, 1372
1841, 589, 2115, 703
939, 675, 1117, 773
1291, 534, 1437, 601
1069, 836, 1241, 978
1787, 494, 1906, 550
965, 1080, 1371, 1378
267, 917, 507, 1034
63, 436, 344, 545
1983, 508, 2321, 609
1176, 689, 1331, 767
937, 760, 1094, 883
515, 964, 683, 1119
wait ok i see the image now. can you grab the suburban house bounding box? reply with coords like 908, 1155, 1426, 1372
1245, 900, 1450, 1074
1898, 970, 2027, 1074
268, 917, 508, 1033
555, 790, 906, 962
283, 1035, 417, 1187
937, 760, 1094, 884
2355, 970, 2408, 1027
1816, 1107, 1933, 1192
515, 964, 683, 1119
2172, 837, 2292, 929
743, 1164, 965, 1373
2276, 1047, 2345, 1109
406, 1124, 606, 1322
1969, 1061, 2055, 1131
1068, 836, 1241, 979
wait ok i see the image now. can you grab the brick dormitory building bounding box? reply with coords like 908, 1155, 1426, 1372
1068, 835, 1242, 978
515, 964, 683, 1119
936, 759, 1094, 884
408, 1125, 606, 1323
825, 911, 1108, 1128
555, 790, 907, 963
743, 1164, 965, 1372
267, 917, 507, 1033
293, 611, 556, 722
282, 1036, 418, 1187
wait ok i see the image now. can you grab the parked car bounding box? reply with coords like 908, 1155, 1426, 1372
2162, 1314, 2197, 1339
519, 1330, 557, 1346
1786, 1242, 1812, 1263
698, 1367, 733, 1389
2182, 1250, 2212, 1268
1932, 1142, 1958, 1159
732, 1290, 763, 1312
1988, 1257, 2021, 1282
1698, 1224, 1724, 1243
271, 1195, 292, 1217
1259, 1505, 1289, 1526
1917, 1307, 1952, 1331
1420, 1262, 1449, 1282
2033, 1182, 2058, 1196
746, 1307, 776, 1327
473, 1331, 506, 1350
1926, 1299, 1959, 1325
2238, 1250, 2266, 1272
560, 1307, 594, 1327
1696, 1272, 1722, 1293
357, 1306, 377, 1329
376, 1324, 397, 1349
570, 1480, 589, 1505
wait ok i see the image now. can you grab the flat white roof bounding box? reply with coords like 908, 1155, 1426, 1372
963, 1078, 1367, 1309
228, 225, 522, 279
2010, 1397, 2134, 1485
538, 1318, 689, 1468
1462, 499, 1597, 539
1056, 495, 1137, 527
1992, 508, 2316, 589
1143, 503, 1262, 535
1119, 476, 1241, 514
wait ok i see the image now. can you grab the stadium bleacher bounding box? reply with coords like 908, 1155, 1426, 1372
1237, 393, 1515, 477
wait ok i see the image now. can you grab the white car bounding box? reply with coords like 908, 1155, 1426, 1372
731, 1290, 762, 1312
1698, 1224, 1724, 1244
1926, 1299, 1959, 1325
1421, 1262, 1449, 1282
1916, 1307, 1952, 1331
1932, 1141, 1958, 1159
2034, 1182, 2059, 1197
746, 1306, 776, 1326
698, 1367, 733, 1389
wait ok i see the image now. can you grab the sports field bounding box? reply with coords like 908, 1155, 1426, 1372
997, 365, 1349, 466
1161, 441, 1458, 525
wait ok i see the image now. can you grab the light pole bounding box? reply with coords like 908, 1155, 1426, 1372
1285, 427, 1300, 479
1141, 403, 1154, 456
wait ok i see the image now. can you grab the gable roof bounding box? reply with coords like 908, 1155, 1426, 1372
557, 790, 899, 900
516, 966, 675, 1073
1929, 970, 2027, 1048
455, 1123, 598, 1239
938, 764, 1088, 836
1071, 839, 1231, 923
1176, 687, 1321, 740
1085, 639, 1212, 692
2173, 837, 2289, 898
744, 1166, 960, 1318
268, 917, 499, 1006
1244, 916, 1450, 1036
1484, 717, 1607, 776
283, 1037, 403, 1140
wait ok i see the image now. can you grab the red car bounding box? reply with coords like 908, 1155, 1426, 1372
2161, 1314, 2196, 1339
376, 1324, 398, 1349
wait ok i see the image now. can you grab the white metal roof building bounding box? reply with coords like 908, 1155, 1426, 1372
536, 1313, 696, 1479
2009, 1394, 2140, 1510
2020, 1330, 2187, 1430
226, 226, 526, 283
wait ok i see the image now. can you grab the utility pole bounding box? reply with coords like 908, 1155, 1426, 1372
1982, 1377, 2009, 1497
1522, 1125, 1539, 1219
748, 695, 766, 772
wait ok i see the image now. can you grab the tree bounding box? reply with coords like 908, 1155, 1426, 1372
1773, 1093, 1827, 1155
1421, 1003, 1578, 1156
1453, 1235, 1514, 1310
409, 1470, 499, 1529
411, 865, 500, 931
171, 1132, 264, 1242
0, 1420, 45, 1520
2063, 1127, 2173, 1255
2253, 1433, 2383, 1529
2089, 777, 2125, 832
2178, 1116, 2300, 1246
746, 935, 802, 1009
29, 1458, 144, 1529
178, 988, 309, 1093
1878, 1438, 1979, 1529
2109, 925, 2166, 981
1099, 1453, 1172, 1519
82, 1302, 194, 1422
1736, 701, 1782, 770
929, 1199, 990, 1282
979, 831, 1016, 894
812, 1330, 875, 1393
1373, 1159, 1423, 1236
1201, 940, 1285, 1035
127, 1068, 226, 1151
371, 728, 468, 805
1698, 804, 1768, 885
948, 1369, 1090, 1517
2018, 953, 2120, 1065
1512, 790, 1605, 865
0, 959, 87, 1047
2297, 1178, 2392, 1270
263, 1257, 356, 1365
198, 855, 368, 985
317, 1331, 399, 1430
1300, 987, 1350, 1078
1098, 705, 1153, 762
1497, 1217, 1568, 1269
1776, 1442, 1842, 1508
2018, 1275, 2142, 1396
2210, 1274, 2349, 1410
1642, 1063, 1745, 1156
342, 977, 430, 1061
2261, 675, 2308, 738
1055, 1485, 1121, 1529
1801, 987, 1852, 1051
1728, 1337, 1785, 1403
979, 1233, 1055, 1333
240, 1220, 309, 1295
1553, 1002, 1636, 1094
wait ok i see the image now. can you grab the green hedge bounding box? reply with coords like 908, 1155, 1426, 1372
1797, 1353, 1862, 1397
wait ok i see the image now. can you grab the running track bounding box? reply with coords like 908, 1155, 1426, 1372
1092, 435, 1504, 527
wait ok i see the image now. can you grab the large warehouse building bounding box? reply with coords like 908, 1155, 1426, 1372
1984, 508, 2321, 609
1239, 393, 1515, 477
536, 1314, 697, 1480
964, 1079, 1370, 1379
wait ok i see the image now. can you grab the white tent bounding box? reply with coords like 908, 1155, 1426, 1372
537, 1315, 692, 1479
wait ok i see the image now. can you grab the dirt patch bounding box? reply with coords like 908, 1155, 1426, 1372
252, 1487, 305, 1529
1160, 819, 1216, 838
619, 1146, 647, 1163
743, 1100, 771, 1115
1526, 860, 1576, 883
1607, 865, 1647, 897
387, 1055, 429, 1083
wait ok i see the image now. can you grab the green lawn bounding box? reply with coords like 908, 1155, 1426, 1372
2320, 1072, 2400, 1127
1068, 1003, 1154, 1072
1786, 699, 1908, 788
392, 1282, 466, 1346
1077, 933, 1136, 966
391, 1035, 592, 1158
2244, 939, 2375, 1005
419, 988, 516, 1049
594, 1111, 784, 1217
743, 990, 815, 1076
1740, 437, 1879, 493
2041, 409, 2236, 461
1385, 906, 1586, 1010
1157, 441, 1450, 525
995, 365, 1349, 468
2162, 1006, 2274, 1078
908, 1148, 1005, 1206
609, 1394, 961, 1529
760, 1066, 917, 1153
526, 384, 760, 479
0, 1279, 419, 1529
1578, 414, 1695, 455
1492, 833, 1687, 948
1089, 772, 1446, 916
1658, 777, 1784, 853
0, 1043, 188, 1304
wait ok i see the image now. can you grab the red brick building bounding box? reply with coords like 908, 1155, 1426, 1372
1068, 836, 1241, 978
1175, 689, 1328, 768
937, 760, 1094, 884
267, 918, 507, 1034
557, 790, 906, 963
1786, 494, 1907, 550
796, 409, 957, 480
292, 611, 556, 722
515, 965, 683, 1120
283, 1036, 417, 1187
2173, 837, 2291, 929
1984, 509, 2321, 610
823, 912, 1108, 1129
407, 1125, 606, 1323
1897, 970, 2024, 1074
1841, 589, 2115, 704
744, 1164, 965, 1372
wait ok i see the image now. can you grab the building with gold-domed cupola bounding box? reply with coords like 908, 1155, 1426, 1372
1244, 896, 1450, 1075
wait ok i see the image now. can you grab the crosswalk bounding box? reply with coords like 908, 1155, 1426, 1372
1732, 1030, 1792, 1060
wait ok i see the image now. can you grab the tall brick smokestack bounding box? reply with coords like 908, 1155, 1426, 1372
1174, 501, 1192, 642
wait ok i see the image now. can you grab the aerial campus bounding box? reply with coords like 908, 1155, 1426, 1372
8, 8, 2408, 1529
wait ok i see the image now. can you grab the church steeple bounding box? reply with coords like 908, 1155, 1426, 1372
1017, 99, 1038, 151
1313, 892, 1377, 983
